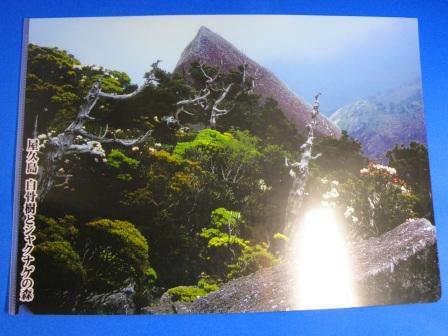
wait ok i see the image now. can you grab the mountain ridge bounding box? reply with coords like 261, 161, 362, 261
329, 79, 426, 161
175, 26, 341, 138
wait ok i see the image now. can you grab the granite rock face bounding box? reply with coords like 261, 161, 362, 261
141, 292, 191, 315
82, 282, 136, 314
81, 220, 439, 314
188, 218, 440, 313
175, 26, 340, 138
352, 218, 440, 306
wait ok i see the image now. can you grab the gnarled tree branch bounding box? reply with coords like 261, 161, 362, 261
165, 60, 257, 130
36, 63, 160, 201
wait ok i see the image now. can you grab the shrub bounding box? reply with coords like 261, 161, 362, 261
338, 162, 418, 239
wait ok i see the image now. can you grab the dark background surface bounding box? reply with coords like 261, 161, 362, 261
1, 1, 447, 335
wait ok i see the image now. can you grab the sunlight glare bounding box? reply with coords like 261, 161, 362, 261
290, 207, 357, 310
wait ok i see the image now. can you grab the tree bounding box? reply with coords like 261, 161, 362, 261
199, 208, 276, 280
178, 61, 256, 129
81, 219, 150, 292
227, 242, 277, 280
174, 129, 261, 186
26, 44, 133, 133
387, 142, 434, 222
35, 61, 160, 200
337, 162, 418, 239
31, 215, 153, 313
313, 130, 366, 179
283, 93, 322, 237
121, 148, 206, 288
174, 128, 266, 235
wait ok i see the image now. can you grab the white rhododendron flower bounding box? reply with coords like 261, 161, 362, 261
258, 179, 271, 192
132, 146, 140, 152
344, 206, 355, 218
323, 187, 339, 200
387, 167, 397, 175
371, 163, 396, 175
85, 141, 105, 157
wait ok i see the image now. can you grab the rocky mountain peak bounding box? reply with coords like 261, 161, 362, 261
176, 25, 249, 73
197, 25, 214, 37
175, 26, 341, 138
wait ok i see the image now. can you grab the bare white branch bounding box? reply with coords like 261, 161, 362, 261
98, 85, 147, 100
54, 174, 73, 188
175, 106, 195, 121
199, 59, 222, 84
99, 130, 152, 146
74, 128, 152, 146
210, 83, 233, 128
284, 93, 322, 237
166, 60, 256, 130
66, 141, 105, 156
176, 89, 210, 109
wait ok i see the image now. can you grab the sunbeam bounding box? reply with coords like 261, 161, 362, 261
290, 207, 357, 310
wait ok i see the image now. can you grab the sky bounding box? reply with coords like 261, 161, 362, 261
29, 15, 422, 115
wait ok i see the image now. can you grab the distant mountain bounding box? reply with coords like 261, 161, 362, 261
329, 79, 426, 161
175, 26, 340, 138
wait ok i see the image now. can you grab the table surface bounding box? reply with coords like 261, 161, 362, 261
1, 1, 447, 335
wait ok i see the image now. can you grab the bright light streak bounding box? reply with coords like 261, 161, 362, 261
290, 207, 357, 310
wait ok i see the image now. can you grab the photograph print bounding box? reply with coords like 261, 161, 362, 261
11, 15, 441, 314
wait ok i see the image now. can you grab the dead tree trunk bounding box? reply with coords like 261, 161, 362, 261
284, 93, 322, 237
